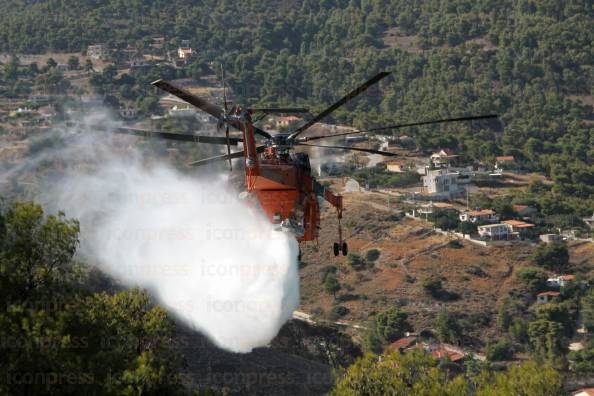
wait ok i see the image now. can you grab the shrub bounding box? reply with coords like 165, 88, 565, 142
329, 305, 349, 320
365, 249, 381, 262
457, 221, 477, 235
422, 276, 443, 297
435, 309, 464, 344
447, 239, 463, 249
320, 265, 337, 283
532, 242, 569, 272
347, 253, 368, 270
431, 212, 460, 230
324, 275, 341, 298
486, 339, 514, 361
516, 267, 548, 293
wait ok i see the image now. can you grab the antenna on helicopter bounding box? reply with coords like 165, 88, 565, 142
221, 64, 232, 171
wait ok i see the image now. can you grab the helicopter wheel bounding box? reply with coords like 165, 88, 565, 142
341, 241, 348, 256
333, 242, 340, 257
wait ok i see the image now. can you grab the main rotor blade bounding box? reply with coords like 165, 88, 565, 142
112, 126, 243, 145
297, 142, 398, 156
288, 72, 391, 140
152, 79, 224, 119
248, 108, 309, 114
358, 114, 499, 134
187, 145, 267, 167
152, 79, 272, 139
297, 114, 499, 142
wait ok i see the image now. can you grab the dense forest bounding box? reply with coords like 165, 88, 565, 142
0, 201, 189, 395
0, 0, 592, 215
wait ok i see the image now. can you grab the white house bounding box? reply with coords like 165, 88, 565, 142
430, 149, 457, 168
119, 108, 138, 120
502, 220, 536, 239
477, 223, 514, 240
495, 155, 516, 170
275, 116, 300, 128
178, 47, 193, 59
547, 275, 576, 288
168, 105, 196, 118
459, 209, 499, 223
414, 202, 458, 218
422, 168, 460, 197
540, 234, 562, 243
87, 44, 108, 59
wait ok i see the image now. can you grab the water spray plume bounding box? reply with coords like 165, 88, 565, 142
1, 113, 300, 353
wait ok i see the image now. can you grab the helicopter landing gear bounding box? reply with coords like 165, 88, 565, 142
332, 241, 348, 256
332, 211, 348, 256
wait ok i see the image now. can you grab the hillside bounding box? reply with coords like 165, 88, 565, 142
300, 189, 594, 349
0, 0, 592, 215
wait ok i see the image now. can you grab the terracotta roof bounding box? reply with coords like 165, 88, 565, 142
431, 348, 465, 362
559, 275, 576, 280
466, 209, 496, 216
496, 156, 515, 161
389, 336, 417, 351
513, 204, 530, 211
573, 388, 594, 396
503, 220, 535, 228
537, 291, 560, 297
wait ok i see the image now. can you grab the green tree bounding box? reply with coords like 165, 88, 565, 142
362, 308, 412, 353
486, 339, 513, 361
329, 350, 469, 396
475, 361, 562, 396
46, 57, 57, 68
435, 309, 463, 344
324, 274, 341, 298
330, 351, 562, 396
457, 221, 477, 235
527, 319, 566, 364
515, 267, 548, 293
0, 200, 185, 395
4, 55, 20, 79
568, 348, 594, 374
432, 211, 460, 230
581, 289, 594, 332
84, 59, 94, 72
531, 242, 569, 272
67, 55, 80, 70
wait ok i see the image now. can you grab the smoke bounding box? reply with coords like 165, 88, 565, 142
1, 112, 300, 353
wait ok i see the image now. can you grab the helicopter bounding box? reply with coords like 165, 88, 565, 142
104, 71, 497, 256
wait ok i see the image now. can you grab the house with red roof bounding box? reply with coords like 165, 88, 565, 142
513, 204, 538, 219
389, 336, 418, 352
502, 219, 536, 239
495, 155, 516, 170
537, 291, 560, 304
